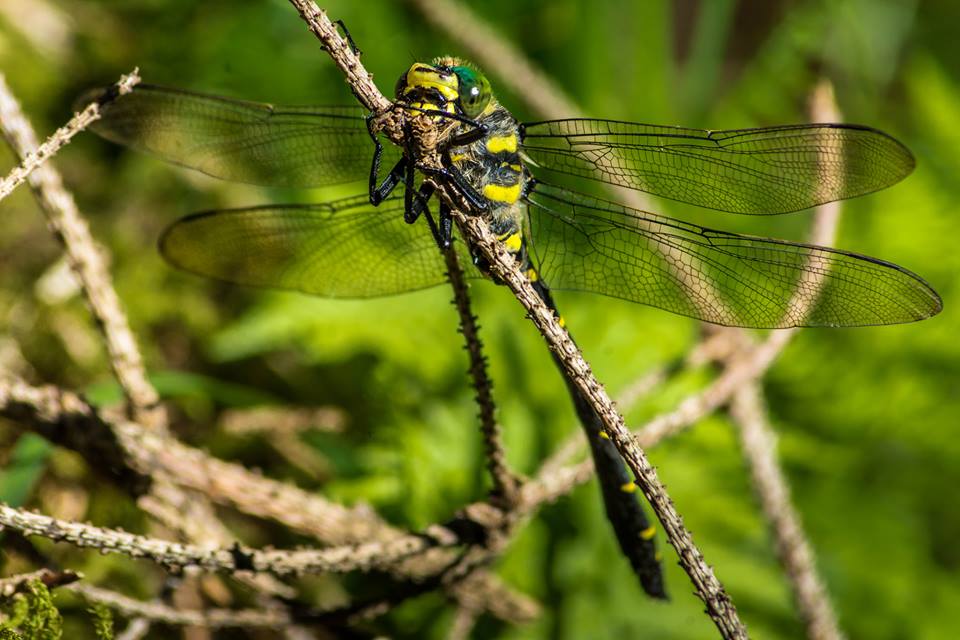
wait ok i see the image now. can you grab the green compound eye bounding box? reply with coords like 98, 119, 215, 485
452, 66, 491, 118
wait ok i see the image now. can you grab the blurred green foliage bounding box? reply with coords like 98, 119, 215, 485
0, 0, 958, 638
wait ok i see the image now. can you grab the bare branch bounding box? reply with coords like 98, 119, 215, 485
446, 604, 479, 640
723, 79, 845, 640
452, 210, 747, 638
116, 618, 150, 640
0, 70, 162, 429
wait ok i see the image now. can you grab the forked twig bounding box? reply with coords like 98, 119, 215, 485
0, 70, 162, 429
0, 375, 539, 624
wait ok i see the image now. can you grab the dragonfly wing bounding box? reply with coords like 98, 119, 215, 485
160, 195, 476, 298
524, 183, 941, 327
520, 120, 914, 214
82, 84, 395, 187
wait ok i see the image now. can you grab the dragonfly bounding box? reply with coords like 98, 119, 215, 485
81, 57, 941, 599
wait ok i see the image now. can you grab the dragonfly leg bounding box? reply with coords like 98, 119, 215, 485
366, 115, 408, 206
420, 164, 488, 213
334, 19, 362, 56
406, 182, 451, 250
412, 107, 485, 133
447, 121, 489, 147
437, 201, 453, 249
371, 158, 406, 206
403, 168, 435, 224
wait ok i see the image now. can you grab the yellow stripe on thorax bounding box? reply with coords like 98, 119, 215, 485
486, 134, 518, 154
640, 525, 657, 541
483, 182, 521, 204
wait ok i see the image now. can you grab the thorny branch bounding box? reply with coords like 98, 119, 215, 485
0, 502, 457, 578
443, 246, 520, 502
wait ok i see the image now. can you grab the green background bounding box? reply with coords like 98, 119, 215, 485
0, 0, 957, 638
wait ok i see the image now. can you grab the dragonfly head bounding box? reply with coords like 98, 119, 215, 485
395, 57, 492, 120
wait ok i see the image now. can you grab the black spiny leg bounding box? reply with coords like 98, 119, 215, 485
447, 123, 489, 148
366, 115, 407, 206
334, 20, 362, 56
437, 201, 453, 249
420, 164, 488, 213
371, 158, 406, 206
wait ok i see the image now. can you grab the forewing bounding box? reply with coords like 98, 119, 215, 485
520, 120, 914, 214
160, 195, 476, 298
525, 183, 940, 328
82, 84, 394, 187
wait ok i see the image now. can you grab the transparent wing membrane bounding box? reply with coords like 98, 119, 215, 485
521, 120, 915, 214
160, 195, 477, 298
83, 84, 388, 187
525, 183, 940, 328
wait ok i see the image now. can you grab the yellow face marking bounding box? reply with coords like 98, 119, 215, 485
486, 135, 518, 154
482, 182, 521, 204
403, 65, 459, 101
620, 482, 638, 494
449, 153, 467, 163
501, 232, 523, 253
526, 268, 539, 282
558, 315, 566, 328
599, 431, 610, 440
640, 525, 657, 541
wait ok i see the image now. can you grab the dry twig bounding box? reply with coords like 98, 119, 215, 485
0, 502, 456, 578
0, 70, 140, 201
0, 70, 161, 429
0, 375, 538, 623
